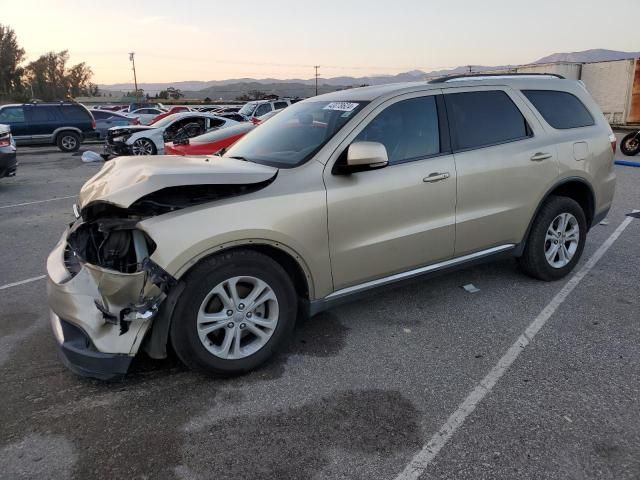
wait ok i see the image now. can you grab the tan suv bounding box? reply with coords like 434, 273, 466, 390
47, 74, 616, 380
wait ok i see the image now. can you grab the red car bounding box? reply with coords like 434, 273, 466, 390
164, 122, 255, 155
150, 106, 191, 125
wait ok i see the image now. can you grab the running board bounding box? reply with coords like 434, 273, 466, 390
310, 244, 516, 315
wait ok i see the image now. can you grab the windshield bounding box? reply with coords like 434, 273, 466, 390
238, 102, 257, 116
224, 100, 368, 168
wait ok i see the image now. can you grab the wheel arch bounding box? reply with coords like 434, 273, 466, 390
142, 241, 313, 360
515, 176, 595, 256
53, 127, 82, 143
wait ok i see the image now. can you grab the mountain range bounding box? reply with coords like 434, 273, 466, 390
98, 49, 640, 100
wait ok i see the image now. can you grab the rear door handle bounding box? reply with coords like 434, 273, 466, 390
423, 172, 450, 183
530, 152, 552, 161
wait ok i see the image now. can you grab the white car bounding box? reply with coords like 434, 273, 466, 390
105, 113, 238, 156
127, 107, 167, 125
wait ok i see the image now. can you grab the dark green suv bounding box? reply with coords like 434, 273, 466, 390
0, 102, 98, 152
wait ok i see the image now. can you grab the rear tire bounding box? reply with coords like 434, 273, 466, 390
518, 196, 587, 281
620, 132, 640, 156
56, 132, 80, 152
170, 250, 297, 376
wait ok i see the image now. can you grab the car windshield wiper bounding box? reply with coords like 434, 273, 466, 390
227, 156, 252, 162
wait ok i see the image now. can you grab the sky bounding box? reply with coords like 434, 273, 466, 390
3, 0, 639, 85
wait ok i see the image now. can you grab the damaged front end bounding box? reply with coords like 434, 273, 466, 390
47, 155, 279, 380
47, 204, 177, 380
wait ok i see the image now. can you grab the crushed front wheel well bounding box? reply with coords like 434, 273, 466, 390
142, 243, 311, 360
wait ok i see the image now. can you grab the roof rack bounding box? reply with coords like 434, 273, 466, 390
428, 73, 565, 84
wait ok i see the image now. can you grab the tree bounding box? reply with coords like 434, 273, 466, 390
0, 24, 26, 100
88, 83, 99, 96
23, 50, 95, 101
247, 89, 266, 100
203, 96, 212, 103
158, 90, 169, 100
166, 86, 184, 100
67, 62, 93, 97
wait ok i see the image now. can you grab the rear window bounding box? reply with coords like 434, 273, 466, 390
445, 90, 531, 151
28, 106, 58, 122
60, 105, 91, 122
522, 90, 595, 129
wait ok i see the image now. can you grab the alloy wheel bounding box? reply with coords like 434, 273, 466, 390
544, 213, 580, 268
131, 138, 154, 155
61, 135, 77, 151
196, 276, 279, 360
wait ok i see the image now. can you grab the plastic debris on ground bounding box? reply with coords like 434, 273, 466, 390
462, 283, 480, 293
81, 151, 103, 163
599, 219, 610, 225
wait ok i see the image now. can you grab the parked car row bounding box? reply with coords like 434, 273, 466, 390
0, 97, 292, 155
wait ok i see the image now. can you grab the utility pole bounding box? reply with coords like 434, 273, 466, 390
129, 52, 139, 100
467, 65, 473, 74
314, 65, 320, 96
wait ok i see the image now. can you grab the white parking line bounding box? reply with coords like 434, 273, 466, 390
0, 195, 76, 210
0, 275, 46, 291
395, 215, 634, 480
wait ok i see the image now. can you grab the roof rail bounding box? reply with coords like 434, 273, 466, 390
428, 73, 566, 84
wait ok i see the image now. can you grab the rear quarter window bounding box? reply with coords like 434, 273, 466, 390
522, 90, 594, 129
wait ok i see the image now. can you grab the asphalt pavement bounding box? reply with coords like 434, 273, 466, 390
0, 142, 638, 479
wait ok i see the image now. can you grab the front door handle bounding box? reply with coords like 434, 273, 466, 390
423, 172, 450, 183
530, 152, 552, 161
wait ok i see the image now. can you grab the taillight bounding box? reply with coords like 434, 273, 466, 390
91, 119, 96, 129
609, 133, 617, 154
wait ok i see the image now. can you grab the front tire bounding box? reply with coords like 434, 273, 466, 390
620, 132, 640, 156
170, 250, 297, 375
518, 196, 587, 281
131, 138, 157, 155
56, 132, 80, 152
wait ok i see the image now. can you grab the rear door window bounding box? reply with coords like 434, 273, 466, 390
445, 90, 531, 151
274, 101, 288, 110
522, 90, 594, 129
27, 106, 58, 122
354, 95, 440, 165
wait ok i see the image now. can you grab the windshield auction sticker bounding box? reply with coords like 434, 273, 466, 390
323, 102, 359, 112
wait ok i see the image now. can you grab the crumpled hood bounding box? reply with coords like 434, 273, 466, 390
79, 155, 278, 210
0, 123, 10, 135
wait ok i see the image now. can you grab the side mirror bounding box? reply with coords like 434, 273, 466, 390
346, 141, 388, 170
